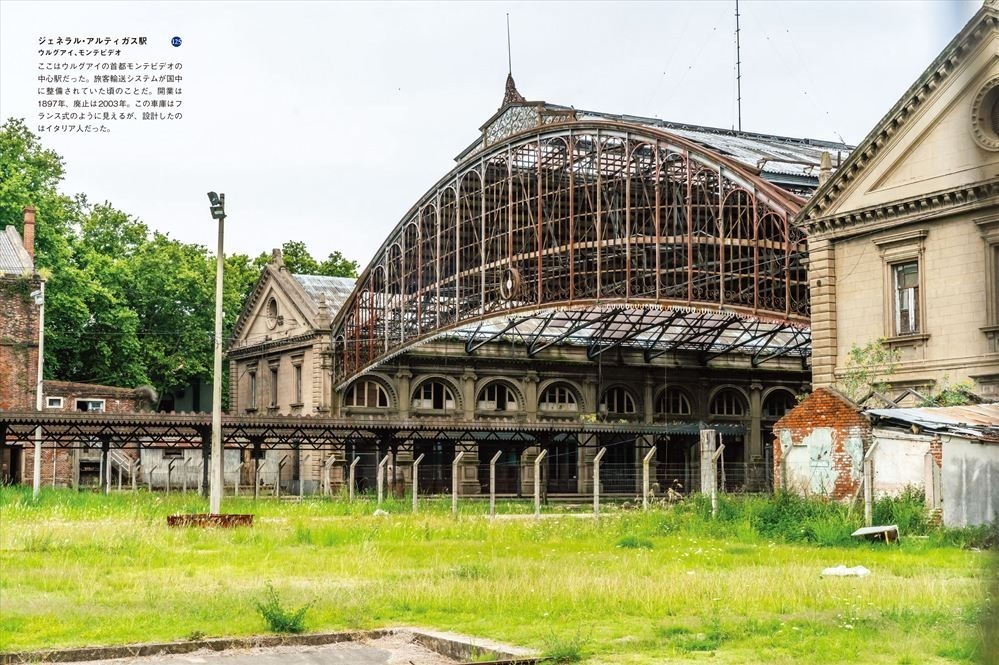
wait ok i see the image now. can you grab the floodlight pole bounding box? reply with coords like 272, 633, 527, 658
207, 192, 226, 515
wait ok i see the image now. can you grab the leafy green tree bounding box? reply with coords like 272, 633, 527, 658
1, 119, 358, 405
253, 240, 358, 278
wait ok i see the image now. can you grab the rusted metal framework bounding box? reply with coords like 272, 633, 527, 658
333, 121, 809, 388
0, 412, 667, 451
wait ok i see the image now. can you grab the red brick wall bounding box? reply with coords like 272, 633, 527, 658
773, 386, 871, 500
0, 275, 41, 411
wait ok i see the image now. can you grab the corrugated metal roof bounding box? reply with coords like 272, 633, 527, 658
293, 275, 356, 315
867, 404, 999, 442
570, 108, 852, 180
0, 226, 34, 275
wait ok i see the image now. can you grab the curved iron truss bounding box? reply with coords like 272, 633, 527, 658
333, 121, 810, 388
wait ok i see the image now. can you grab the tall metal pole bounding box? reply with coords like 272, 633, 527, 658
209, 194, 226, 514
32, 279, 45, 498
735, 0, 742, 132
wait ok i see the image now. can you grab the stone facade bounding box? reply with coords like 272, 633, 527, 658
227, 250, 349, 491
800, 3, 999, 398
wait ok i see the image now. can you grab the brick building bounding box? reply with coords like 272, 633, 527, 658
20, 380, 155, 488
0, 209, 42, 483
772, 387, 870, 500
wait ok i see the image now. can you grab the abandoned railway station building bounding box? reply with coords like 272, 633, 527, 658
5, 3, 997, 505
227, 73, 853, 496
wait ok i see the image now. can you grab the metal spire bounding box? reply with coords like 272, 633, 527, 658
506, 13, 512, 76
735, 0, 743, 131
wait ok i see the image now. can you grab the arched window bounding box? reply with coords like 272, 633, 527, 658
710, 389, 747, 417
477, 383, 518, 412
763, 390, 797, 419
344, 380, 389, 408
412, 380, 456, 411
656, 388, 692, 416
539, 384, 578, 412
600, 387, 636, 414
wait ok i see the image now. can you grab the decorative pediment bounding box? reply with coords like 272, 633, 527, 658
799, 4, 999, 233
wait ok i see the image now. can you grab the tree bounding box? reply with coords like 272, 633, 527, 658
838, 338, 901, 403
253, 241, 358, 278
1, 119, 359, 405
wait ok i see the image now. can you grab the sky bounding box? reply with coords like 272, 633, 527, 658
0, 0, 982, 270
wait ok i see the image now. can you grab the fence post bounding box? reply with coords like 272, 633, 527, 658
197, 460, 205, 495
593, 447, 607, 516
711, 444, 726, 518
863, 440, 879, 527
642, 446, 657, 511
233, 461, 242, 497
276, 455, 288, 498
377, 454, 389, 506
182, 458, 191, 493
489, 450, 503, 518
452, 451, 465, 515
254, 459, 263, 500
117, 459, 123, 491
323, 453, 337, 496
167, 459, 176, 494
349, 456, 360, 502
412, 453, 425, 513
147, 463, 157, 492
534, 449, 548, 518
131, 460, 139, 492
699, 429, 716, 500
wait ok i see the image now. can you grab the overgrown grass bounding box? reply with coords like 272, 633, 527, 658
0, 486, 994, 664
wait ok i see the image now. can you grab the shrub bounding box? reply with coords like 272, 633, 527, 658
255, 583, 312, 634
541, 630, 588, 663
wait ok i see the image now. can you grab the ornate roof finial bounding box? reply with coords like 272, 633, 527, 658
503, 73, 526, 106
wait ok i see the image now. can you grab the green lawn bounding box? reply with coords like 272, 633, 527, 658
0, 487, 994, 664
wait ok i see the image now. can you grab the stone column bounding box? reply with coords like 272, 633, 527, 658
808, 237, 838, 387
461, 367, 476, 421
748, 382, 763, 491
524, 371, 539, 421
395, 367, 412, 419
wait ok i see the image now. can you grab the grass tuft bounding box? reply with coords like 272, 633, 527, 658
254, 582, 312, 634
615, 534, 653, 549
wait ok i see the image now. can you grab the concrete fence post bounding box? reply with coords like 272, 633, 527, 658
711, 444, 726, 518
147, 464, 157, 492
377, 454, 389, 506
412, 453, 425, 513
593, 447, 607, 516
863, 440, 879, 527
254, 459, 263, 500
131, 460, 139, 492
349, 456, 360, 502
489, 450, 503, 518
233, 461, 243, 497
276, 456, 288, 498
452, 451, 465, 515
166, 460, 176, 494
323, 453, 337, 496
534, 449, 548, 518
699, 429, 716, 500
197, 460, 205, 495
642, 446, 657, 511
